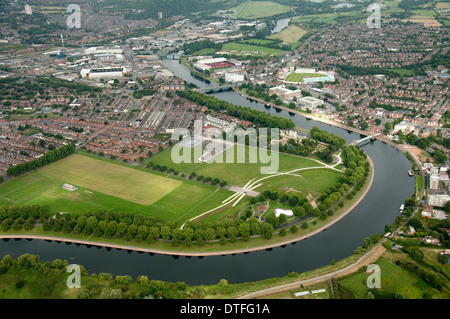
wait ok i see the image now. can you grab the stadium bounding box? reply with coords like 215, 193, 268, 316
283, 68, 335, 84
193, 58, 236, 73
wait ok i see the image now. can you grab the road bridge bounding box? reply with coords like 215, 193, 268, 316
200, 86, 234, 94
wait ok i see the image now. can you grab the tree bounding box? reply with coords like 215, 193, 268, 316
360, 121, 369, 130
264, 212, 278, 226
261, 222, 273, 239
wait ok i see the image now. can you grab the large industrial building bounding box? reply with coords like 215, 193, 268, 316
84, 46, 124, 56
80, 67, 127, 80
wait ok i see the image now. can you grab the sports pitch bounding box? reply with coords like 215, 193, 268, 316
285, 73, 326, 83
0, 153, 232, 225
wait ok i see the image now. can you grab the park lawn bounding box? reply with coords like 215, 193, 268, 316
267, 24, 307, 43
220, 42, 285, 56
387, 68, 416, 76
338, 257, 439, 299
148, 182, 233, 225
233, 1, 290, 19
148, 144, 325, 187
285, 72, 326, 83
259, 168, 343, 198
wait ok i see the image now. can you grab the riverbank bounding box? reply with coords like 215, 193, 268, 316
0, 153, 374, 257
235, 88, 383, 139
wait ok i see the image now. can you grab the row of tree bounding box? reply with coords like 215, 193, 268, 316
146, 162, 228, 187
0, 207, 278, 246
178, 90, 295, 130
6, 143, 75, 177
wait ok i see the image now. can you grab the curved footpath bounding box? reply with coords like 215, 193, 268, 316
0, 154, 375, 257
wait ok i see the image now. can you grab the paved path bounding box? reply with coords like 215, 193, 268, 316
237, 238, 387, 299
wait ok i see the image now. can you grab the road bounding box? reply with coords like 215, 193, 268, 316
122, 44, 143, 90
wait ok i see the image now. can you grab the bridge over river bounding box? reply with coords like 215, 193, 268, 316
200, 85, 235, 94
352, 133, 382, 145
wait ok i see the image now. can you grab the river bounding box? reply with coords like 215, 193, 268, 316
0, 59, 415, 286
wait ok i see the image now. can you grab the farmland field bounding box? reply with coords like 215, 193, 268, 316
232, 1, 290, 19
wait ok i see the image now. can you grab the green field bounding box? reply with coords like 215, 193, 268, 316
338, 256, 448, 299
232, 1, 290, 19
267, 24, 308, 44
0, 153, 232, 225
219, 42, 286, 56
148, 144, 342, 198
285, 72, 326, 83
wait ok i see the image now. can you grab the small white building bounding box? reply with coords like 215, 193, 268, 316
274, 208, 293, 218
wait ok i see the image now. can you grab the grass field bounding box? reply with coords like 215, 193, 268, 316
148, 144, 343, 203
267, 24, 308, 44
285, 72, 326, 83
232, 1, 290, 19
30, 154, 180, 206
338, 255, 447, 299
219, 42, 286, 56
0, 153, 232, 225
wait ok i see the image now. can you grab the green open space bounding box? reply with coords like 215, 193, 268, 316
267, 24, 308, 44
338, 252, 449, 299
148, 144, 329, 187
219, 42, 286, 56
232, 1, 290, 19
0, 153, 231, 226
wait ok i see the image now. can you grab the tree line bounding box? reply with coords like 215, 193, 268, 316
6, 143, 75, 177
178, 90, 295, 130
0, 205, 277, 246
